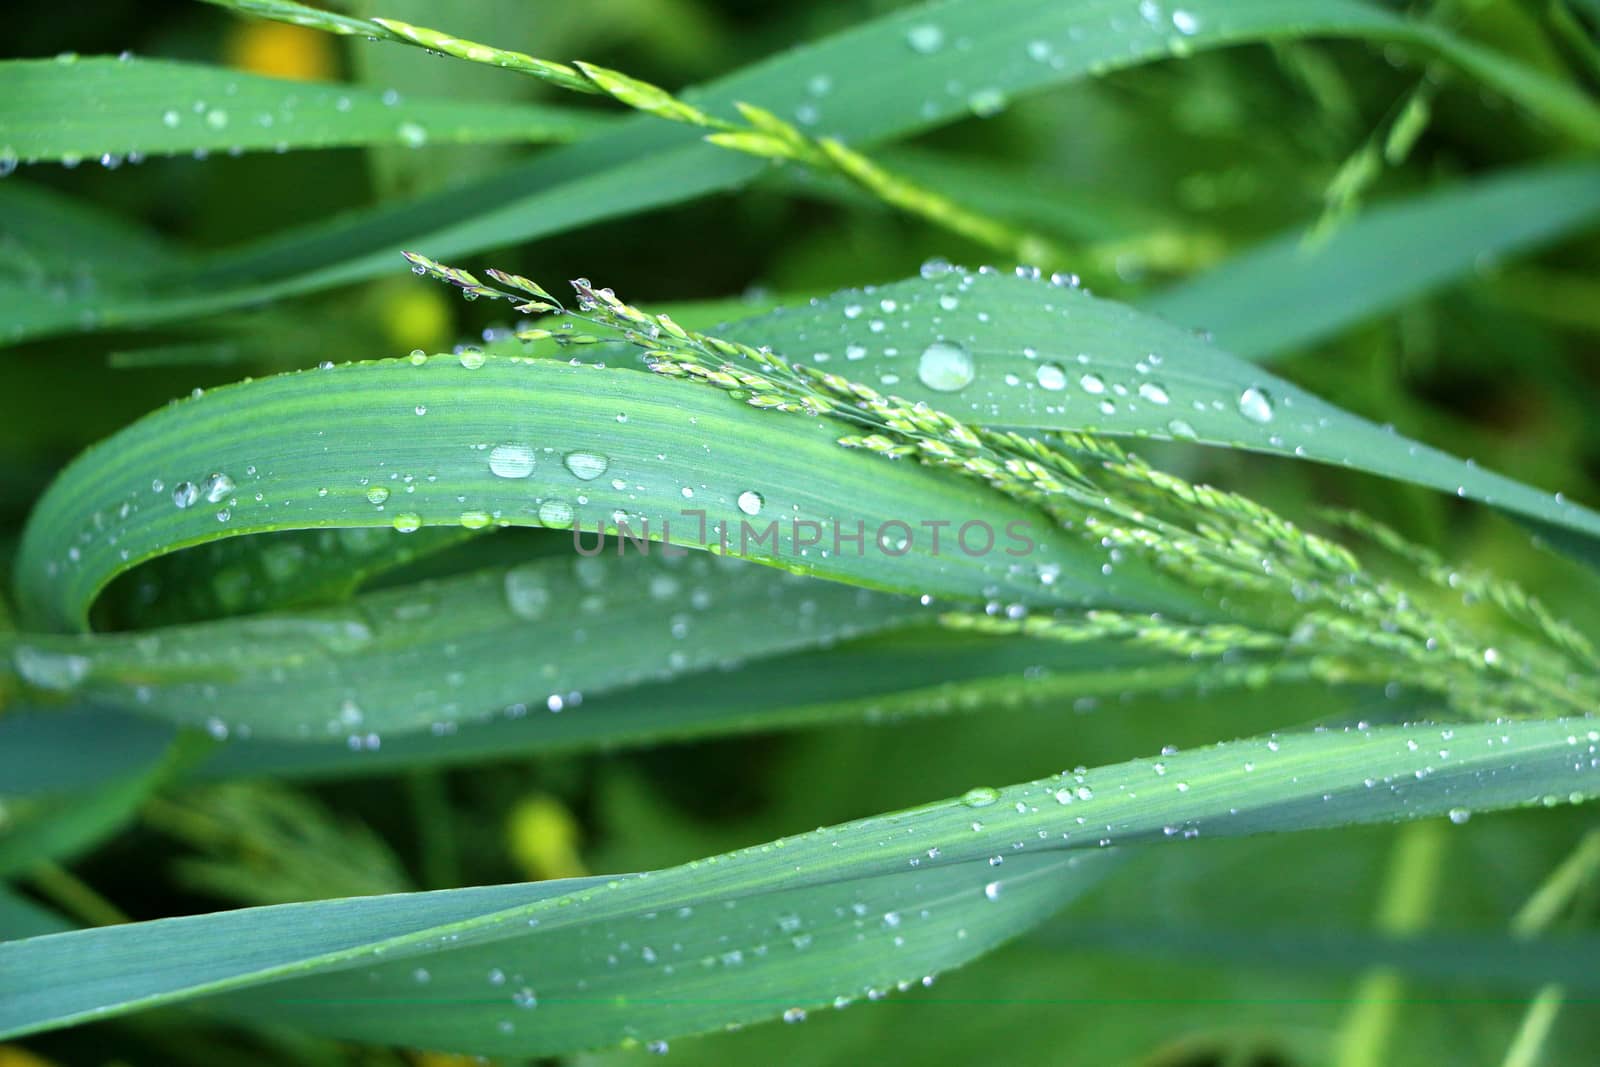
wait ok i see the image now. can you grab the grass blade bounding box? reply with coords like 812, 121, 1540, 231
1146, 162, 1600, 361
2, 715, 1593, 1050
0, 57, 612, 166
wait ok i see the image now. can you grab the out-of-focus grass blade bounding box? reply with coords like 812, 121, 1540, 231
0, 57, 613, 166
2, 716, 1593, 1050
716, 268, 1600, 547
1145, 162, 1600, 361
11, 354, 1206, 634
0, 885, 72, 940
14, 0, 1594, 344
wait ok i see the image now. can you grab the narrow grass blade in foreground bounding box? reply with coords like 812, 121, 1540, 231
3, 717, 1594, 1051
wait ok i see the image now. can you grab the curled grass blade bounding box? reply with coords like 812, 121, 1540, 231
10, 354, 1208, 635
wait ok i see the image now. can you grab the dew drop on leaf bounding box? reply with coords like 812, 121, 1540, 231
1035, 362, 1067, 391
1237, 385, 1275, 424
564, 451, 609, 481
917, 340, 974, 392
737, 490, 764, 516
537, 499, 574, 528
906, 24, 945, 54
489, 443, 535, 479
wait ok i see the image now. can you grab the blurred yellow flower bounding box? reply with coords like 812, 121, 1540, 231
224, 20, 337, 82
507, 794, 587, 881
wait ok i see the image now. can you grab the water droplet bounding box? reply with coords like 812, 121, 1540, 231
366, 485, 390, 505
1079, 372, 1106, 395
1237, 386, 1274, 424
202, 472, 234, 503
961, 786, 1000, 808
968, 87, 1007, 118
459, 351, 486, 369
907, 24, 945, 54
736, 490, 764, 516
564, 451, 609, 481
537, 499, 574, 528
161, 109, 181, 128
1172, 9, 1200, 35
397, 121, 428, 147
984, 881, 1002, 900
1035, 362, 1067, 391
917, 340, 974, 392
460, 510, 491, 529
1448, 808, 1471, 824
204, 108, 228, 130
13, 646, 90, 691
1138, 382, 1170, 405
505, 567, 550, 618
392, 513, 422, 533
489, 443, 535, 479
172, 481, 198, 508
1165, 418, 1198, 439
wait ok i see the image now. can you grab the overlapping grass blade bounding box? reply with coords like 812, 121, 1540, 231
0, 628, 1268, 787
0, 57, 612, 166
3, 716, 1593, 1050
1146, 162, 1600, 361
6, 553, 922, 741
13, 0, 1594, 344
714, 269, 1600, 546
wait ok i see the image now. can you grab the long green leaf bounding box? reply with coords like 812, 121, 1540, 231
3, 716, 1593, 1050
0, 57, 612, 166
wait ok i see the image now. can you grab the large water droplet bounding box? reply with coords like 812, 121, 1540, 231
1138, 381, 1170, 405
736, 490, 764, 516
1079, 372, 1106, 395
1035, 362, 1067, 391
172, 481, 199, 508
968, 88, 1007, 118
564, 451, 609, 481
537, 499, 574, 528
906, 24, 945, 54
1237, 386, 1275, 424
366, 485, 390, 505
917, 340, 974, 392
489, 443, 535, 479
202, 472, 234, 503
397, 121, 428, 147
13, 646, 90, 691
961, 786, 1000, 808
392, 513, 422, 533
